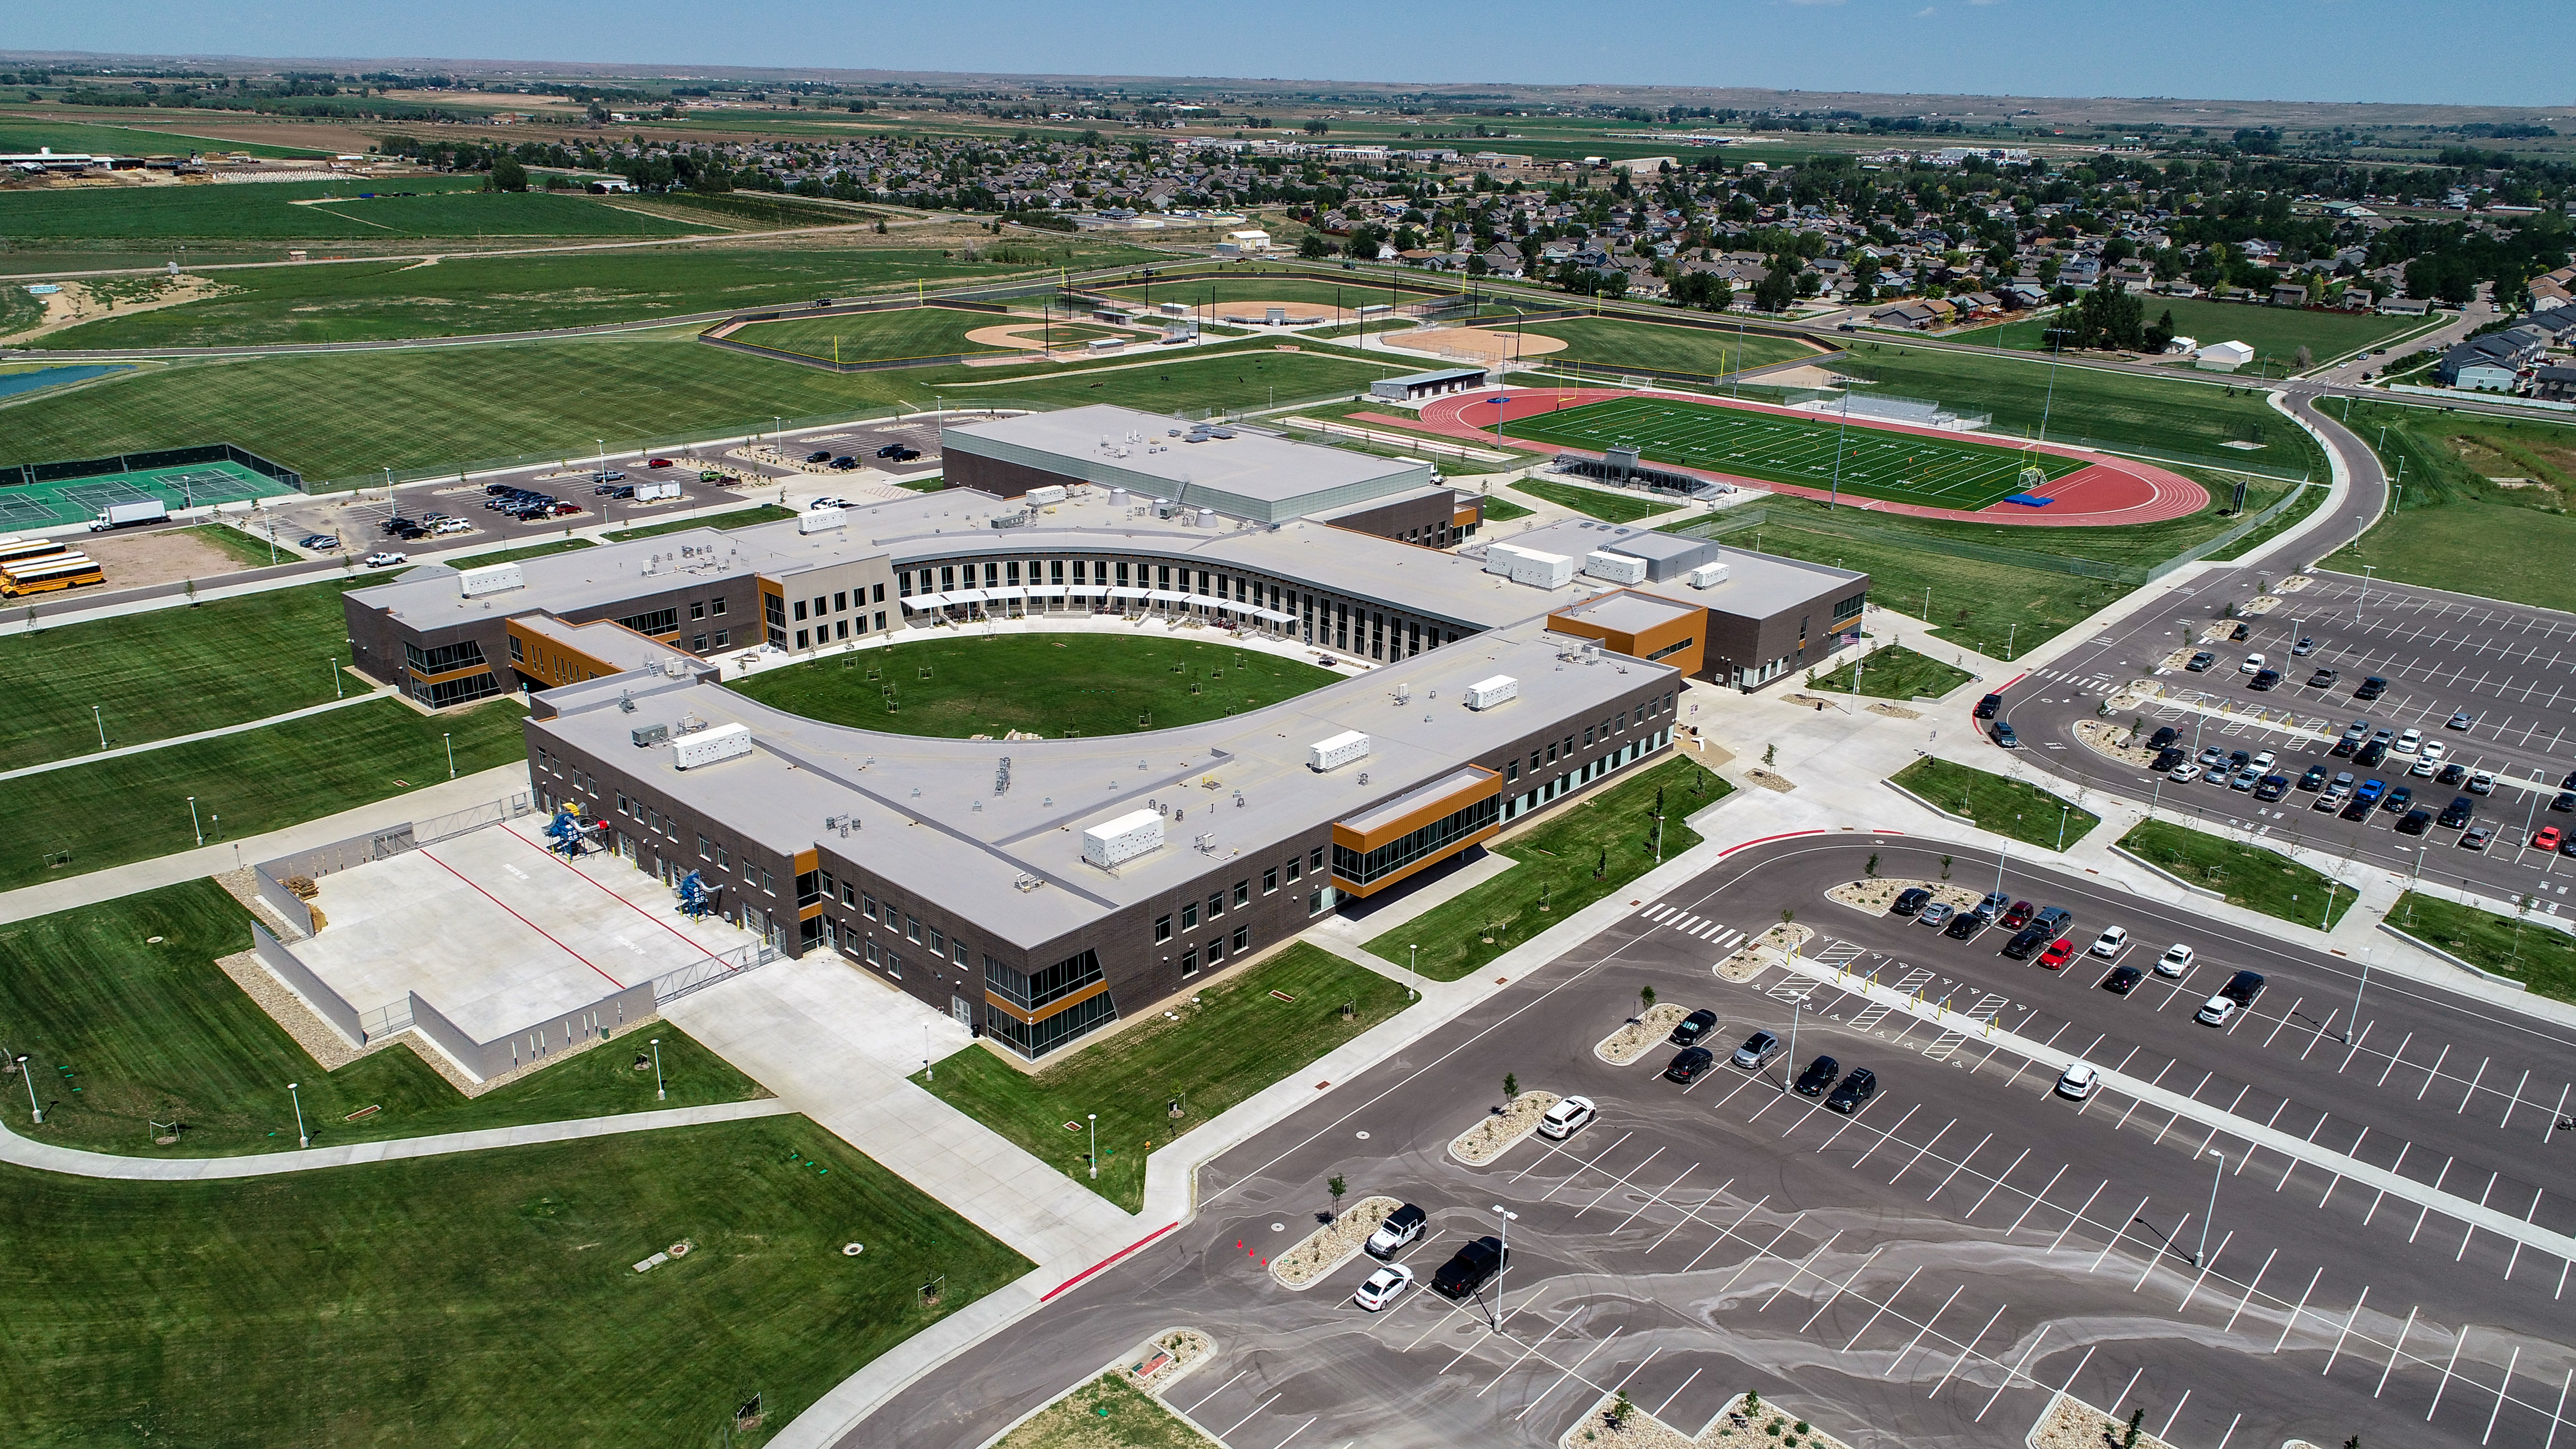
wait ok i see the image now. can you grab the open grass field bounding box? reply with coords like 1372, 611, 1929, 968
0, 117, 330, 159
1503, 395, 2083, 510
0, 331, 1416, 484
2118, 820, 2358, 931
1890, 757, 2100, 851
604, 502, 799, 541
729, 633, 1340, 738
0, 575, 368, 771
1, 1116, 1029, 1449
0, 694, 531, 892
1099, 274, 1455, 315
1480, 494, 1535, 522
1515, 314, 1821, 378
2389, 892, 2576, 1006
730, 306, 1117, 362
2318, 401, 2576, 612
1955, 296, 2431, 369
0, 177, 713, 240
36, 244, 1165, 350
1368, 754, 1729, 982
916, 943, 1405, 1210
1507, 477, 1681, 523
0, 880, 765, 1156
1808, 643, 1975, 700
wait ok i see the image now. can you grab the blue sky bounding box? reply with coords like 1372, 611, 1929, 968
18, 0, 2568, 109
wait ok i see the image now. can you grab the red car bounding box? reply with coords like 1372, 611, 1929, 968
646, 457, 675, 468
2538, 826, 2566, 853
2038, 937, 2077, 971
549, 502, 584, 517
1999, 900, 2036, 931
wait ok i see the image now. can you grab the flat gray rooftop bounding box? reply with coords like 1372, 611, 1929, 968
943, 404, 1419, 504
1505, 518, 1682, 562
1556, 589, 1703, 635
1634, 546, 1865, 614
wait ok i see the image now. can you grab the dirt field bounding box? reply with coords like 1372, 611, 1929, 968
1385, 323, 1570, 364
80, 525, 269, 588
0, 274, 231, 345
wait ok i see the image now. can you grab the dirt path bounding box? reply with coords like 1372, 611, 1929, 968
0, 274, 233, 345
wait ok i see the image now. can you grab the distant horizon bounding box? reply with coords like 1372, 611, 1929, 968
5, 0, 2570, 111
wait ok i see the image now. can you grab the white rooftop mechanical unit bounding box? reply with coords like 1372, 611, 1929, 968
1582, 550, 1647, 585
1482, 542, 1575, 589
798, 506, 847, 534
671, 722, 754, 770
1309, 730, 1372, 772
456, 562, 524, 598
1083, 808, 1166, 868
1465, 675, 1520, 710
1687, 561, 1731, 589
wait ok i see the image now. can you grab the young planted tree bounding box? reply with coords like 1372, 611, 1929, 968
1327, 1174, 1346, 1218
1503, 1071, 1519, 1100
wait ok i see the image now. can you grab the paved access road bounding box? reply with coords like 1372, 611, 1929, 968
841, 838, 2576, 1449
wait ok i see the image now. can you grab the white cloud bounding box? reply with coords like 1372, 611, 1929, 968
1916, 4, 1937, 12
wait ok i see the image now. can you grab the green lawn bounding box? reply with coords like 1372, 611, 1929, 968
914, 943, 1407, 1210
730, 634, 1340, 738
36, 246, 1149, 350
0, 331, 1414, 486
1808, 643, 1975, 700
2317, 402, 2576, 611
1508, 477, 1682, 523
1, 695, 530, 891
0, 576, 371, 771
1517, 314, 1820, 379
603, 503, 800, 541
1890, 757, 2100, 851
0, 178, 709, 240
1368, 753, 1730, 982
1480, 495, 1536, 522
997, 1374, 1216, 1449
1955, 296, 2429, 370
1, 1117, 1029, 1448
2119, 820, 2358, 930
2388, 892, 2576, 1006
0, 880, 767, 1155
730, 306, 1119, 362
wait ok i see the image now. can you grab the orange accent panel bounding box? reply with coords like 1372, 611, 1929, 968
983, 977, 1112, 1026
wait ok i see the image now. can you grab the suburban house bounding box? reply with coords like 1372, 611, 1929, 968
2378, 295, 2433, 317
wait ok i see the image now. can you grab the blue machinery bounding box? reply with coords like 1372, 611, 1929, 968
544, 806, 591, 856
677, 869, 720, 919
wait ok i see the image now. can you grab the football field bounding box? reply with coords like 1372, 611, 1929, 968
1500, 395, 2086, 511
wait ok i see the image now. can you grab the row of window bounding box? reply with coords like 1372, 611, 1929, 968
793, 612, 887, 651
617, 607, 680, 637
419, 671, 501, 708
404, 638, 487, 675
1153, 853, 1312, 943
792, 583, 886, 622
1332, 794, 1502, 887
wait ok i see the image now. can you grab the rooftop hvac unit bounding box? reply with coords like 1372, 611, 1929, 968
797, 506, 846, 534
1466, 675, 1519, 710
1196, 507, 1216, 527
630, 722, 671, 748
1688, 561, 1731, 589
1582, 550, 1647, 585
1083, 808, 1165, 868
1482, 542, 1575, 589
670, 722, 753, 770
1027, 484, 1067, 506
1109, 488, 1129, 507
457, 562, 523, 598
1309, 730, 1371, 773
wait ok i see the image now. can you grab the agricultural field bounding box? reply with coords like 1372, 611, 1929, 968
1503, 394, 2083, 510
2319, 401, 2576, 611
731, 306, 1121, 362
0, 178, 712, 241
1514, 314, 1824, 379
730, 634, 1340, 737
0, 117, 330, 159
33, 242, 1162, 350
0, 330, 1414, 485
1955, 295, 2435, 370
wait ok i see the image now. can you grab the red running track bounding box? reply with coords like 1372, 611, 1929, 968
1395, 387, 2209, 528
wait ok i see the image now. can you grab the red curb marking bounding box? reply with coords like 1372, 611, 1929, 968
1042, 1222, 1181, 1302
1717, 829, 1829, 858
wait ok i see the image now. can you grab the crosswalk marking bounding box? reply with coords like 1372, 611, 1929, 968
1643, 903, 1676, 922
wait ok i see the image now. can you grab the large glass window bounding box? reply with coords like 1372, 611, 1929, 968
620, 607, 680, 636
984, 949, 1104, 1012
988, 989, 1116, 1060
403, 639, 486, 674
419, 671, 500, 708
1331, 795, 1502, 887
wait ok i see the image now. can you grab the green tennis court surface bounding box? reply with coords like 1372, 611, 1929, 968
1501, 396, 2086, 511
0, 459, 290, 532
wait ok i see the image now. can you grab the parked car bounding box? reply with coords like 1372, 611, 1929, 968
2448, 709, 2476, 730
1918, 902, 1956, 928
1943, 910, 1982, 940
2002, 926, 2051, 960
2355, 739, 2388, 768
2307, 668, 2340, 688
2216, 969, 2265, 1007
2229, 621, 2251, 641
2254, 774, 2289, 801
2090, 926, 2129, 958
1366, 1204, 1427, 1259
645, 457, 674, 468
2393, 728, 2422, 755
2437, 762, 2468, 786
2196, 995, 2242, 1026
1974, 693, 2003, 719
805, 451, 832, 463
1352, 1262, 1414, 1312
1731, 1031, 1783, 1071
1991, 722, 2020, 749
2396, 808, 2433, 836
2463, 824, 2495, 850
591, 469, 625, 484
2356, 676, 2388, 700
2152, 747, 2188, 773
1430, 1237, 1508, 1298
2231, 765, 2263, 791
1668, 1008, 1719, 1047
2299, 765, 2328, 792
2103, 966, 2145, 995
1537, 1095, 1596, 1140
362, 550, 407, 568
2468, 771, 2496, 796
2032, 906, 2073, 934
2239, 652, 2266, 675
2339, 793, 2375, 822
297, 533, 338, 550
2039, 937, 2077, 970
2292, 636, 2318, 656
885, 446, 922, 462
2186, 651, 2216, 672
1793, 1056, 1842, 1097
2557, 793, 2576, 813
2539, 827, 2567, 853
2560, 831, 2576, 858
1890, 888, 1932, 917
1823, 1067, 1879, 1115
2168, 762, 2204, 783
2056, 1062, 2101, 1099
2250, 668, 2281, 691
2383, 785, 2413, 814
1664, 1046, 1717, 1084
1999, 901, 2036, 930
2156, 943, 2193, 977
2438, 797, 2476, 829
2148, 726, 2180, 750
2355, 778, 2388, 809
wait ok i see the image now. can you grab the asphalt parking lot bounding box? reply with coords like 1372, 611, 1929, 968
844, 839, 2576, 1449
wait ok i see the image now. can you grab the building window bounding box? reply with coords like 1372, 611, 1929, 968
1505, 760, 1519, 781
1181, 901, 1199, 930
873, 584, 885, 604
1232, 880, 1249, 908
1331, 794, 1502, 887
985, 949, 1103, 1012
793, 600, 809, 622
928, 927, 945, 955
1309, 847, 1324, 873
1832, 590, 1867, 625
419, 672, 500, 708
1181, 947, 1199, 975
691, 601, 706, 621
692, 634, 707, 653
403, 639, 488, 675
1155, 914, 1173, 943
1206, 937, 1224, 966
905, 914, 921, 943
506, 636, 524, 662
1232, 926, 1248, 953
1207, 894, 1224, 920
796, 629, 810, 650
711, 597, 726, 616
714, 630, 729, 648
1263, 867, 1278, 894
1286, 855, 1301, 882
698, 834, 713, 860
834, 591, 847, 612
986, 988, 1116, 1061
861, 893, 876, 918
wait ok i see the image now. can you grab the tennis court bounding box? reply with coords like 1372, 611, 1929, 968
0, 459, 290, 531
1498, 394, 2084, 511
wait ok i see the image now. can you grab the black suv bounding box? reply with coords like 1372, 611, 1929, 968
2438, 796, 2476, 829
2217, 969, 2266, 1008
1793, 1056, 1841, 1097
2002, 925, 2051, 960
1431, 1236, 1507, 1297
2186, 651, 2216, 672
1891, 887, 1933, 917
2299, 765, 2329, 792
2153, 748, 2188, 773
1664, 1046, 1716, 1084
1943, 910, 1982, 940
2355, 739, 2388, 768
2355, 676, 2389, 701
1824, 1067, 1879, 1115
1668, 1009, 1718, 1047
1974, 693, 2003, 720
2149, 726, 2180, 750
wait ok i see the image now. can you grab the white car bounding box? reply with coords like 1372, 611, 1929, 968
432, 518, 472, 535
1537, 1095, 1597, 1140
2419, 741, 2446, 766
2249, 750, 2276, 772
362, 550, 408, 568
2168, 762, 2203, 783
2468, 770, 2496, 796
1352, 1262, 1415, 1312
2055, 1062, 2099, 1100
2239, 652, 2266, 675
2155, 943, 2193, 977
2409, 754, 2439, 779
2392, 728, 2422, 755
2090, 926, 2129, 958
2195, 995, 2240, 1026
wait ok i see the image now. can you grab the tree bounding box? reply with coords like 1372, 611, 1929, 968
1327, 1174, 1346, 1217
1864, 852, 1880, 877
2292, 344, 2314, 371
1752, 264, 1798, 313
1503, 1072, 1519, 1100
488, 156, 528, 193
1640, 984, 1657, 1015
2143, 307, 2177, 354
1304, 118, 1330, 136
2123, 1409, 2146, 1449
1297, 233, 1333, 260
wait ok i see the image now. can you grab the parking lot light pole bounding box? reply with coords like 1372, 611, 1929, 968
189, 797, 203, 847
2194, 1146, 2222, 1265
93, 704, 105, 752
2057, 803, 2070, 851
17, 1055, 39, 1123
1490, 1204, 1518, 1322
1783, 998, 1802, 1094
2346, 949, 2369, 1044
288, 1081, 308, 1150
650, 1037, 665, 1100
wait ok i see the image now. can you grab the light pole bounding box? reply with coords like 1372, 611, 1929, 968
1407, 943, 1419, 1001
1825, 387, 1853, 509
93, 704, 105, 751
444, 732, 455, 779
189, 796, 203, 847
925, 1023, 934, 1082
330, 655, 342, 699
2057, 802, 2070, 851
2355, 564, 2375, 624
2194, 1145, 2222, 1264
288, 1081, 309, 1150
16, 1055, 39, 1123
650, 1037, 666, 1100
2345, 949, 2369, 1043
1782, 996, 1802, 1094
1088, 1112, 1099, 1179
1489, 1203, 1518, 1323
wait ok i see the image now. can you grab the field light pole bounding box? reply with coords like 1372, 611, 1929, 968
650, 1037, 665, 1100
2037, 335, 2062, 446
288, 1081, 308, 1150
443, 732, 455, 780
2193, 1146, 2223, 1265
189, 797, 203, 847
93, 705, 105, 752
17, 1055, 39, 1124
1825, 387, 1853, 509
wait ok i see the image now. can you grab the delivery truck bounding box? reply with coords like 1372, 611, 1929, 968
88, 499, 169, 531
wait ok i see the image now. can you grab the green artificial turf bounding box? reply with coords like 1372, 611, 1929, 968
0, 1117, 1030, 1448
914, 943, 1407, 1210
1955, 296, 2431, 370
0, 880, 767, 1155
603, 503, 800, 541
1507, 477, 1682, 523
1807, 643, 1976, 700
0, 178, 708, 240
1516, 314, 1821, 378
1890, 757, 2100, 851
729, 633, 1340, 738
2118, 820, 2359, 931
2387, 892, 2576, 1006
0, 695, 531, 891
1369, 754, 1729, 982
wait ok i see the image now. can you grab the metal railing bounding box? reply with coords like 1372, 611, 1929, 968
651, 940, 780, 1005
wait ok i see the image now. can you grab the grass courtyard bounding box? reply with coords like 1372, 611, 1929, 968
728, 633, 1342, 738
1508, 477, 1682, 523
2118, 820, 2359, 931
0, 880, 766, 1156
1500, 394, 2083, 511
0, 1117, 1029, 1448
2388, 891, 2576, 1006
1807, 644, 1975, 700
1369, 753, 1729, 982
915, 943, 1407, 1210
1889, 757, 2100, 851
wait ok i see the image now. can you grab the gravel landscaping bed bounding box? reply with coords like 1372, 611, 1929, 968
1560, 1391, 1854, 1449
1272, 1198, 1400, 1289
2074, 718, 2162, 768
1119, 1328, 1215, 1394
1596, 1003, 1688, 1065
2027, 1394, 2178, 1449
1717, 923, 1815, 982
1449, 1090, 1560, 1166
1824, 877, 1980, 916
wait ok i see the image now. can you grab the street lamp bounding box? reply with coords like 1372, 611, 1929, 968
2194, 1145, 2223, 1265
444, 732, 455, 780
330, 655, 342, 700
2345, 948, 2369, 1044
288, 1081, 309, 1150
650, 1037, 666, 1100
1782, 995, 1803, 1095
1088, 1112, 1099, 1179
1489, 1203, 1518, 1322
16, 1055, 39, 1124
189, 796, 203, 847
1407, 943, 1419, 1001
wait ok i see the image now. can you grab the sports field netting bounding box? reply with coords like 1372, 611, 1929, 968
0, 459, 287, 530
1499, 396, 2086, 511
